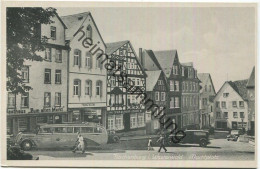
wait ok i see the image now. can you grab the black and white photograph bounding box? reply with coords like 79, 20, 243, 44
1, 1, 257, 168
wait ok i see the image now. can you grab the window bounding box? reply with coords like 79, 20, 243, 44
21, 66, 29, 83
55, 93, 61, 107
240, 112, 244, 118
182, 82, 185, 91
216, 101, 220, 108
170, 80, 174, 91
115, 115, 123, 130
233, 112, 238, 118
96, 81, 102, 96
161, 92, 165, 101
202, 98, 208, 105
136, 78, 140, 86
223, 93, 229, 98
193, 82, 195, 91
155, 92, 159, 101
175, 81, 179, 91
8, 93, 15, 108
45, 48, 52, 61
44, 92, 51, 107
182, 67, 185, 76
74, 49, 81, 66
96, 53, 103, 69
85, 80, 92, 96
175, 97, 179, 108
173, 65, 178, 75
56, 49, 62, 62
154, 120, 160, 129
170, 97, 174, 108
158, 80, 163, 85
55, 70, 61, 84
221, 101, 226, 108
239, 101, 244, 107
232, 101, 237, 107
108, 116, 115, 130
44, 69, 51, 84
216, 112, 221, 119
224, 112, 228, 118
110, 76, 115, 87
85, 52, 92, 68
73, 80, 81, 96
138, 114, 145, 127
21, 93, 29, 108
130, 114, 137, 128
50, 26, 56, 40
81, 127, 94, 133
86, 25, 92, 39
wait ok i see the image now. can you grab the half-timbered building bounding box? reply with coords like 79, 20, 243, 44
106, 40, 147, 132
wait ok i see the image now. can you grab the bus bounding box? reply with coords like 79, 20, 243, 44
15, 123, 108, 151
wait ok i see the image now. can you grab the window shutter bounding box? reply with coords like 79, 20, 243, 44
90, 81, 92, 97
100, 81, 103, 97
78, 80, 81, 96
79, 51, 82, 68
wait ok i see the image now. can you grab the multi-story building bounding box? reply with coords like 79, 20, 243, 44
106, 41, 146, 131
61, 12, 107, 125
7, 13, 69, 135
197, 73, 216, 128
213, 80, 249, 130
140, 49, 200, 129
246, 67, 255, 133
181, 62, 200, 129
145, 70, 168, 134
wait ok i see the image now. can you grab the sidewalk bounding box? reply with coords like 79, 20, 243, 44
120, 134, 158, 141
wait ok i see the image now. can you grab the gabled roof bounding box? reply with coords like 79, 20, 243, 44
105, 40, 147, 77
54, 12, 67, 29
152, 50, 177, 78
197, 73, 216, 94
247, 66, 255, 88
106, 40, 129, 55
145, 70, 162, 91
229, 80, 248, 100
143, 50, 163, 70
60, 12, 106, 47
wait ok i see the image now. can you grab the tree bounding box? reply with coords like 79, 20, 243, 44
7, 7, 56, 94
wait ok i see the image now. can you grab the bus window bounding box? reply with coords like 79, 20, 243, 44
94, 127, 102, 133
74, 127, 80, 133
81, 127, 93, 133
41, 128, 52, 133
67, 127, 73, 133
54, 127, 67, 133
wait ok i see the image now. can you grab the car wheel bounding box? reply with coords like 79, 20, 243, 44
113, 136, 120, 143
21, 140, 32, 151
199, 139, 207, 147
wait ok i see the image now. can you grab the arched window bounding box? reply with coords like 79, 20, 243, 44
85, 52, 92, 68
73, 79, 81, 96
74, 49, 81, 67
86, 25, 92, 39
85, 80, 92, 96
96, 81, 102, 96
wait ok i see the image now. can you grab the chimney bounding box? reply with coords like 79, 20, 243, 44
139, 48, 144, 67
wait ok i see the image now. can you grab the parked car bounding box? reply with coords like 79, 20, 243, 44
226, 130, 243, 141
107, 129, 120, 143
168, 130, 210, 147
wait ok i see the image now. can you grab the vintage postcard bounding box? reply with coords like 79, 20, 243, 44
1, 1, 257, 168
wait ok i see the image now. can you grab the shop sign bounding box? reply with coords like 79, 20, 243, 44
82, 103, 95, 107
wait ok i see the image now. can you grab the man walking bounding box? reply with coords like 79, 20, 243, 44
157, 134, 167, 152
72, 132, 85, 154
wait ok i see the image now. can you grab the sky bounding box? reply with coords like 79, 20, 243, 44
57, 7, 256, 91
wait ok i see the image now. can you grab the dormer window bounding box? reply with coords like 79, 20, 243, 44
173, 65, 178, 75
78, 16, 83, 20
223, 93, 229, 98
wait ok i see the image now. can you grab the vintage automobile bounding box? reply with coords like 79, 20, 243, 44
168, 130, 210, 147
15, 123, 108, 151
107, 129, 120, 143
226, 130, 243, 141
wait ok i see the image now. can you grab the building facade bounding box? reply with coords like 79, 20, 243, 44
246, 67, 255, 133
181, 63, 200, 129
61, 12, 107, 126
197, 73, 216, 128
106, 41, 146, 131
7, 13, 69, 135
145, 70, 168, 134
213, 80, 249, 130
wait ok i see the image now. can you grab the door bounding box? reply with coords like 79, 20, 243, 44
123, 113, 130, 131
232, 122, 238, 129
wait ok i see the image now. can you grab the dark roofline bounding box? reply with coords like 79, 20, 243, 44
54, 12, 67, 29
144, 49, 163, 70
208, 74, 216, 94
106, 40, 129, 55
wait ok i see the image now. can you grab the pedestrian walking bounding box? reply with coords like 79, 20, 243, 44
147, 137, 153, 151
72, 132, 85, 154
157, 134, 167, 153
